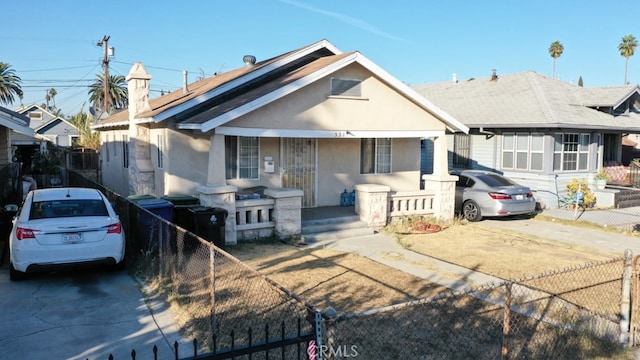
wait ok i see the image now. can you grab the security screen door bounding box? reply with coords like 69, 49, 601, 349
281, 138, 316, 207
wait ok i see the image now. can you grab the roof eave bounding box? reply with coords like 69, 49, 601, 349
155, 39, 343, 123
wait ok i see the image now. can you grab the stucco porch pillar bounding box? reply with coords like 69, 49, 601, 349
354, 184, 390, 228
423, 135, 457, 220
264, 188, 303, 239
197, 133, 237, 244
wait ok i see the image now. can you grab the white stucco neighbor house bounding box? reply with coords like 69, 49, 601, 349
413, 70, 640, 209
92, 39, 468, 243
0, 106, 34, 167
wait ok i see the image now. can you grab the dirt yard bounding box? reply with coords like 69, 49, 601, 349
227, 219, 618, 312
390, 219, 620, 280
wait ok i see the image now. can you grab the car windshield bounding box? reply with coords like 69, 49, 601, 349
475, 174, 517, 187
29, 199, 109, 220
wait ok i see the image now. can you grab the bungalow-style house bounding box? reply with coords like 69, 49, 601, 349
93, 39, 468, 243
412, 70, 640, 209
15, 104, 80, 147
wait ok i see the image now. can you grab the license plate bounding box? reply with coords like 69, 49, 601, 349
514, 194, 525, 201
62, 233, 82, 243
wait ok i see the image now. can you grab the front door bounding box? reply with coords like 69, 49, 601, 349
281, 138, 316, 207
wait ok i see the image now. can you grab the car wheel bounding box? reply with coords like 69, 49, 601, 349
9, 262, 27, 281
462, 200, 482, 222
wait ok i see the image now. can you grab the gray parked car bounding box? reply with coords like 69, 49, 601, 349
453, 170, 536, 222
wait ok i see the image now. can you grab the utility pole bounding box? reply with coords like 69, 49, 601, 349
97, 35, 111, 113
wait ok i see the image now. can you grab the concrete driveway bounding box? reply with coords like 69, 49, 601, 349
0, 266, 184, 359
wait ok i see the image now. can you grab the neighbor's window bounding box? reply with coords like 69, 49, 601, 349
553, 133, 589, 171
225, 136, 259, 179
502, 132, 543, 171
28, 111, 43, 120
105, 134, 110, 162
330, 78, 362, 97
122, 134, 129, 168
452, 133, 471, 168
360, 138, 391, 174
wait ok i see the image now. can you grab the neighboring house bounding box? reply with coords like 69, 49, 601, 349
15, 104, 80, 147
93, 39, 468, 243
413, 70, 640, 209
0, 106, 34, 167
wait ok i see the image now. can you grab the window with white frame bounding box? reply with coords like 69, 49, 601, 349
360, 138, 391, 174
502, 132, 544, 171
452, 133, 471, 168
156, 133, 164, 169
225, 136, 259, 179
553, 133, 590, 171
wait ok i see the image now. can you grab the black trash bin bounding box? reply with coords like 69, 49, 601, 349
161, 195, 200, 229
188, 206, 228, 248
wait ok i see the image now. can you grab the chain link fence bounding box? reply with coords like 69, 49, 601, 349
67, 171, 318, 357
322, 256, 629, 359
65, 169, 637, 358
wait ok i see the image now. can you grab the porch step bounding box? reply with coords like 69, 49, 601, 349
301, 216, 375, 243
615, 188, 640, 209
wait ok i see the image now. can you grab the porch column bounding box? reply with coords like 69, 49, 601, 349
198, 133, 237, 245
432, 134, 448, 177
423, 135, 457, 220
264, 188, 303, 240
354, 184, 390, 228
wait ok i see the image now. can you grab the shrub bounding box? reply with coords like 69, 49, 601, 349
566, 178, 596, 208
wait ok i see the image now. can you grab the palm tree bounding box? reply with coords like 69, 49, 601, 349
69, 108, 100, 150
88, 73, 128, 113
48, 88, 57, 110
618, 34, 638, 84
548, 41, 564, 79
0, 62, 23, 105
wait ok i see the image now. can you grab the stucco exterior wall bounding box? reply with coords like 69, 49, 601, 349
228, 64, 447, 133
163, 126, 209, 196
99, 129, 130, 196
317, 137, 421, 207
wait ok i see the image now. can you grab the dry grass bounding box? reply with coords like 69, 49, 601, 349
389, 219, 619, 280
229, 241, 447, 313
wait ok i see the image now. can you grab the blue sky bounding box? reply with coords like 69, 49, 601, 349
3, 0, 640, 117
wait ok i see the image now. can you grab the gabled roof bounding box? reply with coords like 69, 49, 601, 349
34, 117, 79, 135
94, 39, 468, 133
0, 106, 34, 136
412, 71, 640, 131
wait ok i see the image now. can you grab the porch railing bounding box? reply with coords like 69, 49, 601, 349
235, 198, 275, 240
388, 190, 435, 218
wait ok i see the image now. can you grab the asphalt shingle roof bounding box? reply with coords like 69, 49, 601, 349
412, 71, 640, 131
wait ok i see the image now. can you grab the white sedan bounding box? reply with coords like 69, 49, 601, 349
9, 187, 125, 281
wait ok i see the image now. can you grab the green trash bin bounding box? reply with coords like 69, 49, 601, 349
127, 194, 157, 203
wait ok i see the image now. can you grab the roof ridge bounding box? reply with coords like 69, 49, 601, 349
526, 71, 558, 123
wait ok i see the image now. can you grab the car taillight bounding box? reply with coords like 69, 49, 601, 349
16, 227, 36, 240
106, 222, 122, 234
488, 192, 512, 200
527, 192, 534, 198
